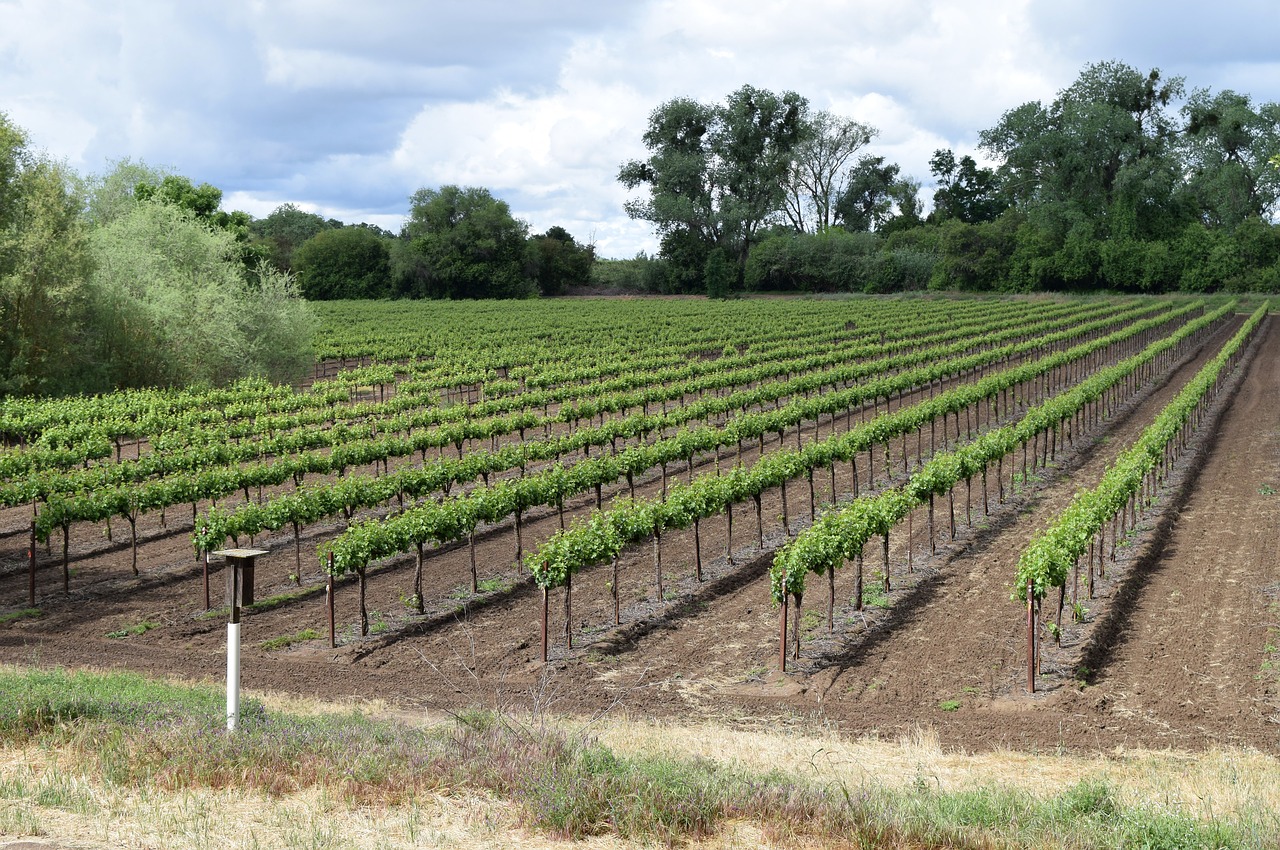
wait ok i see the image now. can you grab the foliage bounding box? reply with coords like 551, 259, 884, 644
619, 85, 808, 288
249, 203, 340, 272
526, 226, 595, 296
743, 228, 933, 293
293, 225, 392, 300
835, 155, 922, 233
88, 200, 315, 387
0, 118, 96, 396
589, 253, 667, 292
703, 247, 735, 299
397, 185, 533, 299
928, 149, 1009, 224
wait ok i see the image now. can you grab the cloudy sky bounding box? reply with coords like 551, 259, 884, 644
3, 0, 1277, 258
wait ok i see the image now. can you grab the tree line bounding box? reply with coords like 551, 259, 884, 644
255, 187, 594, 301
617, 61, 1280, 295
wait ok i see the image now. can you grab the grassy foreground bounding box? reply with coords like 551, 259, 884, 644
1, 667, 1277, 849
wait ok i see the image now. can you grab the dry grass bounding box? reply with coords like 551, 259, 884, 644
0, 746, 778, 850
592, 715, 1280, 830
4, 676, 1279, 849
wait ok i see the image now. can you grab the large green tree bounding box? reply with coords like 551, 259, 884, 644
526, 226, 594, 296
619, 85, 807, 291
981, 61, 1187, 241
1181, 89, 1280, 228
397, 185, 533, 299
0, 114, 96, 395
927, 149, 1008, 224
835, 155, 921, 233
293, 226, 392, 300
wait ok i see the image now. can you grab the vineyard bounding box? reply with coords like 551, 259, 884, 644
1, 295, 1277, 753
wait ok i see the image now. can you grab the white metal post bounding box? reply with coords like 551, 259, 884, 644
226, 622, 241, 731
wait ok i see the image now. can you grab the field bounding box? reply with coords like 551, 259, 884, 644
2, 294, 1279, 844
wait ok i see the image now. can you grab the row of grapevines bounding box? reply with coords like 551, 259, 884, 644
1013, 302, 1268, 602
12, 297, 1152, 512
192, 301, 1192, 566
766, 301, 1238, 611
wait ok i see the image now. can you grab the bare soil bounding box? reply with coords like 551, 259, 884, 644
2, 316, 1277, 756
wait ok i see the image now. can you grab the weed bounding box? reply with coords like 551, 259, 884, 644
1072, 601, 1088, 623
260, 629, 322, 651
1259, 484, 1276, 496
198, 585, 322, 621
248, 585, 322, 612
860, 584, 890, 609
0, 666, 1265, 849
478, 576, 510, 593
0, 608, 41, 626
0, 803, 41, 837
106, 621, 160, 639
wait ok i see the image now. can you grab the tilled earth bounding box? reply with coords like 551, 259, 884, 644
2, 317, 1278, 755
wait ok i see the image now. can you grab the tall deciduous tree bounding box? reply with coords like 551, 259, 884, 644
1181, 89, 1280, 228
835, 155, 920, 232
928, 149, 1008, 224
980, 61, 1186, 240
398, 185, 533, 299
619, 85, 807, 290
782, 111, 877, 233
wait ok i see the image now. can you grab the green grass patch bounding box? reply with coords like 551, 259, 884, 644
0, 667, 1271, 848
0, 608, 41, 626
105, 621, 159, 639
477, 576, 511, 593
259, 629, 322, 652
860, 583, 891, 610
